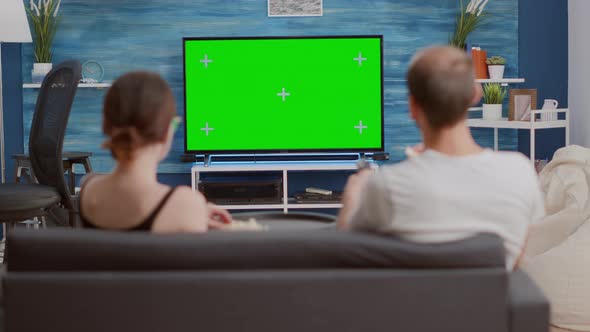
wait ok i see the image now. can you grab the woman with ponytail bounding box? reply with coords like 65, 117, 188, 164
79, 71, 231, 232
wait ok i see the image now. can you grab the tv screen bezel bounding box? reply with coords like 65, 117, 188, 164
182, 35, 385, 155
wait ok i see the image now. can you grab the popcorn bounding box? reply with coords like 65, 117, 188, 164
222, 218, 269, 232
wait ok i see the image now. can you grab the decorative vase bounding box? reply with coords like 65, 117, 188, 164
471, 48, 489, 79
488, 65, 505, 80
32, 63, 53, 83
482, 104, 502, 120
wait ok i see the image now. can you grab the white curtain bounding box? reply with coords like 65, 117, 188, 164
569, 0, 590, 148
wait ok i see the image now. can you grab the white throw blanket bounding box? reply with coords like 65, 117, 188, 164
524, 145, 590, 331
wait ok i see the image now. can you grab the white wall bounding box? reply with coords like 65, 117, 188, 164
569, 0, 590, 147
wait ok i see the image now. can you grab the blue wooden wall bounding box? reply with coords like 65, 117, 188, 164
518, 0, 568, 160
20, 0, 519, 173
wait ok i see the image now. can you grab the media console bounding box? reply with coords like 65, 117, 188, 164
191, 161, 360, 212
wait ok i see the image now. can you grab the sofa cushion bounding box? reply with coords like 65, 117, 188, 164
6, 228, 505, 271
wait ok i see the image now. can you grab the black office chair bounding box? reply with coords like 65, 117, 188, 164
0, 60, 81, 228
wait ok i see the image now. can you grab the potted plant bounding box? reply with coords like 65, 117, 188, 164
486, 55, 506, 80
482, 83, 506, 120
26, 0, 62, 83
449, 0, 490, 49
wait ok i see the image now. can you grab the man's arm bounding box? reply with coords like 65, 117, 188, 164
337, 169, 394, 232
519, 167, 546, 264
523, 178, 549, 257
336, 170, 373, 230
514, 230, 529, 269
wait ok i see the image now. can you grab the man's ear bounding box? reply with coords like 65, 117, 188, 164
408, 95, 419, 121
471, 83, 483, 106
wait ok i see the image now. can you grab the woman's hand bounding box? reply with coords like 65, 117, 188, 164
207, 203, 233, 230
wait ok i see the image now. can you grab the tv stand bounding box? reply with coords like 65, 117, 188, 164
191, 161, 363, 212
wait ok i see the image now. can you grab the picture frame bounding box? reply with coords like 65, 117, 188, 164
509, 89, 537, 121
268, 0, 323, 17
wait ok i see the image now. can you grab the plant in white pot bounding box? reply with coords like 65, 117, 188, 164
26, 0, 62, 83
486, 55, 506, 80
482, 83, 506, 120
449, 0, 490, 49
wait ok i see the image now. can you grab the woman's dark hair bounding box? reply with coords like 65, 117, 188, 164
102, 71, 176, 162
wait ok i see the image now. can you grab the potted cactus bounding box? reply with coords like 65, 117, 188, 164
482, 83, 507, 120
486, 56, 506, 80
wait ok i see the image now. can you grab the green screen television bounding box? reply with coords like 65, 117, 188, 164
183, 35, 384, 155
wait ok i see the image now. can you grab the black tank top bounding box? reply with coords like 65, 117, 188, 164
79, 174, 177, 231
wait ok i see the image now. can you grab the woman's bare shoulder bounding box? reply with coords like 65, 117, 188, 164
152, 186, 209, 233
171, 186, 207, 205
80, 173, 104, 191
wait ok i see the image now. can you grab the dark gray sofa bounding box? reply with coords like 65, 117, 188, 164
3, 229, 548, 332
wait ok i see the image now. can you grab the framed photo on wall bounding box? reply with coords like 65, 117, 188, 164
268, 0, 323, 17
509, 89, 537, 121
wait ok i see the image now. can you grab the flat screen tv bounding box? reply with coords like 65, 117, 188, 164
183, 35, 384, 155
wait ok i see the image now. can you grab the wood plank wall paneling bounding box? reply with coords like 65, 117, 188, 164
21, 0, 518, 172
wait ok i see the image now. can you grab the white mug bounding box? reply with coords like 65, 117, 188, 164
541, 99, 559, 121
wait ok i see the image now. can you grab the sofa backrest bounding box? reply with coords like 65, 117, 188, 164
6, 228, 505, 271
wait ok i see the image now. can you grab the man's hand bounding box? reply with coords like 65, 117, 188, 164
337, 169, 374, 230
207, 203, 233, 230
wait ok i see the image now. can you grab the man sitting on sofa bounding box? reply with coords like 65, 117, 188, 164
336, 46, 544, 270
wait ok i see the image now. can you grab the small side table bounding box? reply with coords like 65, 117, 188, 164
12, 152, 93, 193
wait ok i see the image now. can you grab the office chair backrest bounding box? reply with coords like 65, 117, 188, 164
28, 61, 81, 209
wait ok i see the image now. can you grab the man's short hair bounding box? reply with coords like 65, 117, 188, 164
406, 46, 475, 129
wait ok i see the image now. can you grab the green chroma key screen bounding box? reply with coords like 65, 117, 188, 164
183, 36, 384, 153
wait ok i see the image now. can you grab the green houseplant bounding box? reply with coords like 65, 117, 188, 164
482, 83, 507, 120
26, 0, 62, 82
486, 55, 506, 80
486, 56, 506, 65
449, 0, 490, 49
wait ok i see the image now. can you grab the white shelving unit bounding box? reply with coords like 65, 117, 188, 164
467, 109, 570, 164
475, 78, 525, 85
467, 77, 569, 163
385, 78, 525, 85
191, 161, 359, 212
469, 78, 525, 112
23, 82, 112, 89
